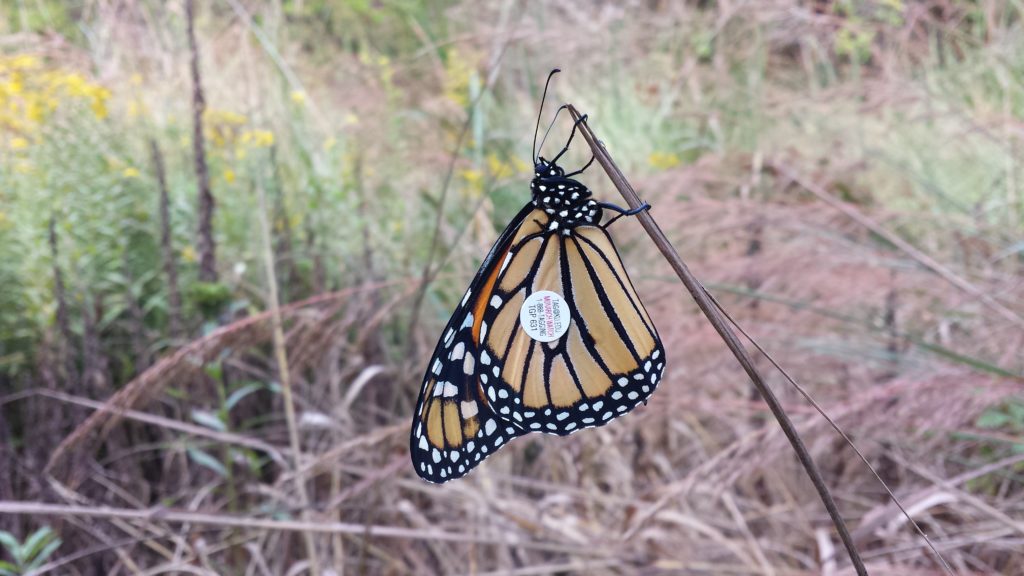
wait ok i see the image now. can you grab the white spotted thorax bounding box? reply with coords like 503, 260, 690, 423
530, 158, 602, 235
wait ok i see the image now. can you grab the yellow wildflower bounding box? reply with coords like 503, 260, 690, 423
10, 137, 28, 149
4, 77, 23, 94
290, 90, 306, 104
223, 169, 236, 183
90, 88, 111, 119
344, 113, 359, 126
324, 136, 337, 150
122, 167, 140, 178
443, 49, 478, 108
204, 109, 248, 148
460, 168, 484, 193
250, 129, 274, 147
8, 55, 39, 70
648, 151, 681, 170
181, 246, 197, 263
487, 153, 516, 180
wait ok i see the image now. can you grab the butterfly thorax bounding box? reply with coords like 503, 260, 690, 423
529, 159, 603, 235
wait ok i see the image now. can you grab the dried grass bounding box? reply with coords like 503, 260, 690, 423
1, 1, 1022, 574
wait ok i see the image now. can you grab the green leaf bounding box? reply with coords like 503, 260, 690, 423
21, 527, 54, 562
165, 387, 187, 400
190, 409, 226, 432
0, 561, 19, 576
1006, 401, 1024, 425
225, 382, 263, 412
203, 363, 223, 381
0, 531, 23, 565
976, 410, 1010, 429
186, 447, 228, 478
26, 538, 61, 570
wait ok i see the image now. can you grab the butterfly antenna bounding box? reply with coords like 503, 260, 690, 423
537, 104, 569, 161
533, 68, 561, 162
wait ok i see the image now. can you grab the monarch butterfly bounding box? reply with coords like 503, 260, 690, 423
411, 71, 665, 483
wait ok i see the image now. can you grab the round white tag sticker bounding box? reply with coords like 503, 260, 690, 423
519, 290, 571, 342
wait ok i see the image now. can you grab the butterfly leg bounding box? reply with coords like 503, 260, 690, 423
548, 114, 589, 165
600, 201, 651, 227
564, 154, 596, 177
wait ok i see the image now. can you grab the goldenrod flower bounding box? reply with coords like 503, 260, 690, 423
237, 129, 274, 150
648, 151, 681, 170
460, 168, 484, 195
487, 153, 516, 180
443, 49, 478, 108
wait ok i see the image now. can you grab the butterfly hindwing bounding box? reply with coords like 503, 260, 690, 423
478, 211, 665, 435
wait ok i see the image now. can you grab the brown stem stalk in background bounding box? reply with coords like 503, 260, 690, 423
567, 105, 868, 576
186, 0, 217, 283
152, 139, 183, 340
256, 183, 320, 575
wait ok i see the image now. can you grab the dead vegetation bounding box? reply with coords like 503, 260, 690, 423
0, 1, 1022, 574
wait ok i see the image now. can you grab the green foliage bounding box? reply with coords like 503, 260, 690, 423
0, 527, 61, 575
0, 1, 78, 38
187, 282, 233, 319
975, 399, 1024, 442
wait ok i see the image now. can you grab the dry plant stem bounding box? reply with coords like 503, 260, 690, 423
704, 291, 954, 574
186, 0, 217, 283
0, 502, 607, 556
566, 105, 867, 576
771, 161, 1024, 329
256, 183, 320, 576
151, 139, 183, 341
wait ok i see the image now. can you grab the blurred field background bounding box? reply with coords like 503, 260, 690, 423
0, 0, 1023, 574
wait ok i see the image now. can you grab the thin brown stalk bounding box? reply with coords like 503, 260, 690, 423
0, 502, 610, 555
151, 138, 183, 340
256, 182, 320, 575
186, 0, 217, 283
567, 105, 868, 576
703, 291, 955, 574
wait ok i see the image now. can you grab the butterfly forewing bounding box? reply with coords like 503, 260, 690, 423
478, 215, 666, 434
410, 206, 536, 483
